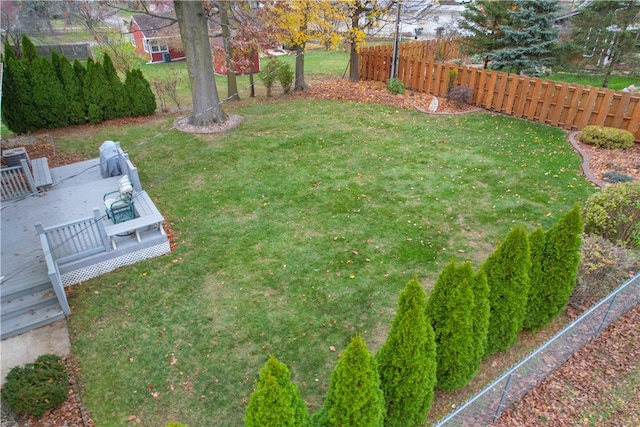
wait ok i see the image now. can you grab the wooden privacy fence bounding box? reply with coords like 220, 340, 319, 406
359, 44, 640, 141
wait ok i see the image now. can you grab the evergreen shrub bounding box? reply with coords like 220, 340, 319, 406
376, 276, 436, 426
277, 62, 294, 94
245, 355, 309, 427
386, 78, 405, 95
582, 182, 640, 248
571, 233, 640, 310
313, 335, 384, 427
2, 354, 69, 417
579, 125, 635, 149
259, 57, 280, 97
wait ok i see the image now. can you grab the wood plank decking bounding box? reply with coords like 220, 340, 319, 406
1, 157, 170, 339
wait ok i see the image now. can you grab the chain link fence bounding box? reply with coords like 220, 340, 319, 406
435, 272, 640, 426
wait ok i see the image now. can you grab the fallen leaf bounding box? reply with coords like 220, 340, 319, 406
329, 346, 336, 352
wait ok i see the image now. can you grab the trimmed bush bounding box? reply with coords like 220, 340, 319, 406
525, 205, 583, 330
579, 125, 635, 149
259, 57, 280, 97
125, 68, 157, 117
582, 182, 640, 248
386, 78, 405, 95
446, 85, 473, 106
313, 335, 384, 427
470, 269, 490, 371
277, 62, 294, 94
376, 276, 436, 426
2, 354, 69, 417
482, 226, 531, 356
245, 355, 309, 427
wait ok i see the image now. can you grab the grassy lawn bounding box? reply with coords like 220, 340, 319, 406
62, 98, 595, 426
546, 70, 639, 91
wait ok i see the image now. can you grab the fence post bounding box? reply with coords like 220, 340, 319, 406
93, 208, 111, 252
596, 293, 619, 337
493, 372, 514, 422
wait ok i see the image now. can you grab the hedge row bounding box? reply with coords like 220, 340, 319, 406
244, 206, 584, 426
2, 35, 156, 134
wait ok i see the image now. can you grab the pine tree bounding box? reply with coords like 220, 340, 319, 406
458, 0, 514, 68
313, 334, 384, 427
489, 0, 560, 75
526, 206, 583, 330
124, 68, 157, 117
21, 35, 39, 66
375, 277, 436, 427
436, 276, 477, 391
523, 227, 545, 330
2, 57, 42, 133
566, 1, 640, 88
31, 56, 68, 128
470, 269, 490, 369
84, 60, 107, 124
3, 41, 17, 62
52, 53, 87, 126
102, 53, 127, 119
245, 355, 309, 427
74, 59, 87, 83
482, 226, 531, 355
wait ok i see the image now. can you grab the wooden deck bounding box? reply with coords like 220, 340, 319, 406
1, 157, 170, 339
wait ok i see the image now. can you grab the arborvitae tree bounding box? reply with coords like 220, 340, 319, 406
375, 277, 437, 427
102, 53, 127, 119
74, 58, 87, 83
124, 68, 157, 117
482, 226, 531, 355
436, 277, 477, 391
3, 41, 18, 62
523, 227, 545, 330
470, 269, 490, 370
458, 0, 514, 68
245, 355, 309, 427
31, 56, 68, 128
52, 53, 87, 126
21, 35, 39, 66
425, 258, 463, 333
313, 335, 384, 427
84, 60, 107, 124
490, 0, 560, 75
525, 206, 583, 330
2, 57, 42, 133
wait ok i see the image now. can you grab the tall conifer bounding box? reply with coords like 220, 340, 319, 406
482, 226, 531, 355
313, 335, 384, 427
376, 277, 436, 426
470, 269, 490, 368
31, 56, 68, 128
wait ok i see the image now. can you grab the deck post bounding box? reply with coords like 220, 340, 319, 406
21, 158, 37, 193
93, 208, 111, 251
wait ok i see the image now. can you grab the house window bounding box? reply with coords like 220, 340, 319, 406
149, 40, 169, 53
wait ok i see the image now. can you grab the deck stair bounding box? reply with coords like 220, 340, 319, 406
1, 281, 65, 340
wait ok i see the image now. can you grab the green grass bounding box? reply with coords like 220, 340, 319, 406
546, 71, 639, 91
64, 99, 595, 426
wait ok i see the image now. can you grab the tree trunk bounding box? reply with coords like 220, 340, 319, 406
218, 0, 240, 101
294, 44, 307, 91
349, 16, 359, 82
174, 0, 227, 126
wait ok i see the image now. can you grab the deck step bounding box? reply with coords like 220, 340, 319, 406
1, 281, 53, 302
1, 298, 65, 340
1, 285, 59, 319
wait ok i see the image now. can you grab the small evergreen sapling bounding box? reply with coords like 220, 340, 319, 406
483, 226, 531, 355
375, 276, 436, 426
245, 355, 309, 427
313, 335, 384, 427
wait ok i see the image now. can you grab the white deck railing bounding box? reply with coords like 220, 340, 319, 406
1, 159, 36, 200
35, 209, 110, 265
